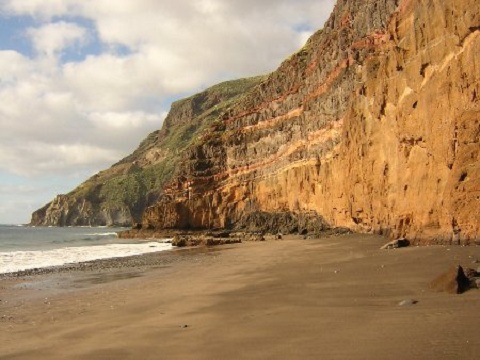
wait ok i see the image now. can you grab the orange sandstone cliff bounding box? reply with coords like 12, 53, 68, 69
32, 0, 479, 244
141, 0, 480, 244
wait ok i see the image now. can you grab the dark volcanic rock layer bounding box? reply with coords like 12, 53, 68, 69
33, 0, 479, 244
141, 0, 480, 243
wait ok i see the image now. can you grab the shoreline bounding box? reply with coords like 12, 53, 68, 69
0, 228, 346, 278
2, 233, 480, 359
0, 242, 206, 279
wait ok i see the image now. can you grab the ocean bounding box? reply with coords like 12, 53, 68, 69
0, 225, 172, 274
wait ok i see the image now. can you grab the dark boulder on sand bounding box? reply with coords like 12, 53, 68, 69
381, 238, 410, 250
430, 265, 471, 294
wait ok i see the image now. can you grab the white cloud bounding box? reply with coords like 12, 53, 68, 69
0, 50, 33, 83
90, 111, 163, 130
0, 141, 120, 177
0, 0, 82, 20
26, 21, 89, 58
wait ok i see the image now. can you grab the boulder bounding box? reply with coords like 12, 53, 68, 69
463, 267, 478, 279
430, 266, 471, 294
171, 235, 188, 247
475, 279, 480, 289
381, 238, 410, 250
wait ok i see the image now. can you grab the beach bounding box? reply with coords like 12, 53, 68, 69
1, 233, 480, 359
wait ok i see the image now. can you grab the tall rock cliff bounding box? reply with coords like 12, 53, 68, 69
30, 77, 264, 226
141, 0, 480, 244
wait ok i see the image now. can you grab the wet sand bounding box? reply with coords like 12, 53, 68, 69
1, 234, 480, 359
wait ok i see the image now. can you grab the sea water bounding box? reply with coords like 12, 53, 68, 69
0, 225, 172, 274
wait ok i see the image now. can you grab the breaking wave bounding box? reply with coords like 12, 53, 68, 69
0, 242, 172, 274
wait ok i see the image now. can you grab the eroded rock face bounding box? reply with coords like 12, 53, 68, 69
31, 195, 133, 227
142, 0, 480, 244
30, 78, 263, 226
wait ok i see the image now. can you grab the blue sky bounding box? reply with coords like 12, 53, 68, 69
0, 0, 335, 224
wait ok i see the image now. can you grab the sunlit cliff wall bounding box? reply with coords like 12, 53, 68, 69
143, 0, 480, 244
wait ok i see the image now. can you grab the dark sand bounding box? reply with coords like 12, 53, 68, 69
1, 234, 480, 359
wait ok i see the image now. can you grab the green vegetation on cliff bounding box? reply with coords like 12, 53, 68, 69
31, 76, 265, 226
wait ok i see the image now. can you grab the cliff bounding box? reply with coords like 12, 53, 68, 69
32, 0, 479, 244
30, 77, 264, 226
141, 0, 480, 244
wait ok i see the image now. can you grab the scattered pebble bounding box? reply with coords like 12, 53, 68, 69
398, 299, 418, 307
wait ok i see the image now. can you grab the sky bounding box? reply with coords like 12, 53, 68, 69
0, 0, 335, 225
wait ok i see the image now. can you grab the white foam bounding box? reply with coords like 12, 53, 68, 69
0, 241, 172, 274
82, 232, 119, 237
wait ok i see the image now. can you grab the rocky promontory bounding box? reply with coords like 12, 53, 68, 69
30, 77, 264, 226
